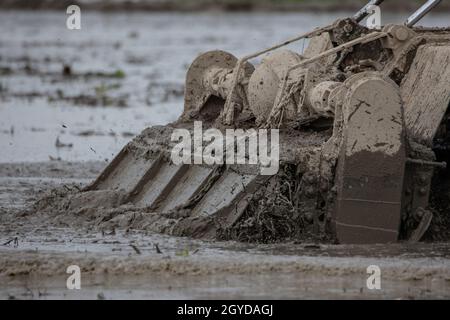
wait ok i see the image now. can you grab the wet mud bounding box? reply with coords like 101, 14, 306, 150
1, 11, 450, 299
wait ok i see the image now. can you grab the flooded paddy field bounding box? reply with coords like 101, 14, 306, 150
1, 162, 450, 299
1, 11, 450, 299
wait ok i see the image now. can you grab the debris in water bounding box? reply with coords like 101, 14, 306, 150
2, 237, 19, 247
154, 243, 163, 254
55, 136, 73, 149
130, 244, 141, 255
121, 131, 135, 138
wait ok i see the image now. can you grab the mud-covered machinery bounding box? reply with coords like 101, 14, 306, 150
79, 0, 449, 244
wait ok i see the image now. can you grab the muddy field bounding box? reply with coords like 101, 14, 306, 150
1, 11, 450, 299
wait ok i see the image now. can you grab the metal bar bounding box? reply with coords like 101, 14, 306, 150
405, 0, 443, 27
353, 0, 385, 22
406, 158, 447, 169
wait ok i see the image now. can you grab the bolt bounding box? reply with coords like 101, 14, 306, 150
395, 27, 409, 41
343, 24, 353, 33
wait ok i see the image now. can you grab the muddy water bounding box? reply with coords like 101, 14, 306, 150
1, 11, 449, 163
